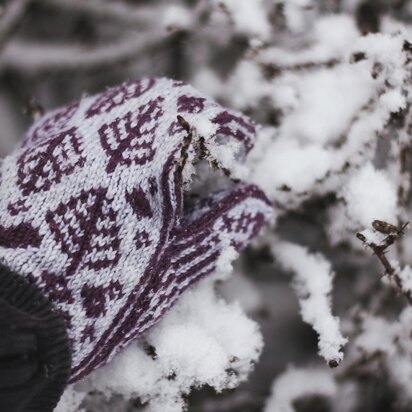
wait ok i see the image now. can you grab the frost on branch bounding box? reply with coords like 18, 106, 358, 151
356, 220, 411, 303
271, 241, 347, 367
213, 0, 271, 40
328, 162, 399, 246
242, 17, 409, 211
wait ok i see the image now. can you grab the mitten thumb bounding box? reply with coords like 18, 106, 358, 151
130, 183, 273, 338
167, 183, 274, 289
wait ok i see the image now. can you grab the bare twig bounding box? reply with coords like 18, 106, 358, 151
0, 31, 177, 73
0, 0, 29, 50
37, 0, 163, 30
261, 59, 340, 78
176, 115, 235, 180
36, 0, 210, 34
22, 96, 44, 120
176, 116, 194, 174
356, 221, 411, 304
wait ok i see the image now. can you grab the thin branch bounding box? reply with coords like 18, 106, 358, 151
176, 116, 194, 175
176, 115, 234, 180
36, 0, 208, 33
0, 31, 178, 73
36, 0, 161, 30
0, 0, 29, 50
356, 221, 411, 304
261, 58, 340, 78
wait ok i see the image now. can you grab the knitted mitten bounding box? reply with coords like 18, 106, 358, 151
0, 78, 273, 387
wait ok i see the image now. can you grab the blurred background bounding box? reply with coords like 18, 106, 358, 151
2, 1, 412, 411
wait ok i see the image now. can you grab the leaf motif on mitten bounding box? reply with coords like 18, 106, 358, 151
177, 95, 206, 114
80, 281, 124, 318
212, 111, 256, 152
99, 96, 164, 173
135, 229, 152, 249
126, 186, 153, 219
222, 210, 268, 251
45, 188, 122, 276
7, 199, 30, 217
40, 272, 74, 305
18, 127, 86, 196
86, 78, 156, 118
0, 222, 42, 249
24, 102, 79, 146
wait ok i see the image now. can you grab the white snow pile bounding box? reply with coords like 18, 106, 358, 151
328, 162, 399, 245
213, 0, 272, 39
341, 163, 398, 228
56, 268, 263, 412
271, 240, 347, 366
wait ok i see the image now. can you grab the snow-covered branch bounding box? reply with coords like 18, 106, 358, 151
271, 240, 347, 367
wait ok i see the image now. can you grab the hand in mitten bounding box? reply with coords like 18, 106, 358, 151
0, 78, 273, 399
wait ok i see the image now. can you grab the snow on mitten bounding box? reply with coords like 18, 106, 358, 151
0, 78, 273, 388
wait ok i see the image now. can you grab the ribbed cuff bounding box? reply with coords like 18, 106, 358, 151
0, 264, 71, 412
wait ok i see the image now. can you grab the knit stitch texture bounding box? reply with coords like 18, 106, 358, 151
0, 78, 273, 382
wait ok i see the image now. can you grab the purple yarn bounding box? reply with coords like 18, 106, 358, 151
0, 78, 273, 382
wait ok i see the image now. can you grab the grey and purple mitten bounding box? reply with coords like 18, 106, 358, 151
0, 78, 273, 410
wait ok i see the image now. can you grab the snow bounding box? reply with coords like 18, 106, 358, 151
161, 5, 192, 30
264, 366, 337, 412
271, 241, 347, 365
327, 161, 399, 247
350, 32, 407, 87
282, 0, 312, 34
55, 388, 85, 412
226, 60, 274, 110
57, 268, 263, 411
215, 0, 271, 39
390, 260, 412, 294
252, 139, 332, 195
354, 314, 398, 356
259, 15, 359, 66
247, 21, 408, 213
193, 69, 224, 99
249, 55, 380, 204
399, 266, 412, 293
341, 163, 398, 228
279, 63, 375, 146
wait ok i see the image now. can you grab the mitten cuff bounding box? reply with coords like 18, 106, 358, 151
0, 264, 71, 412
